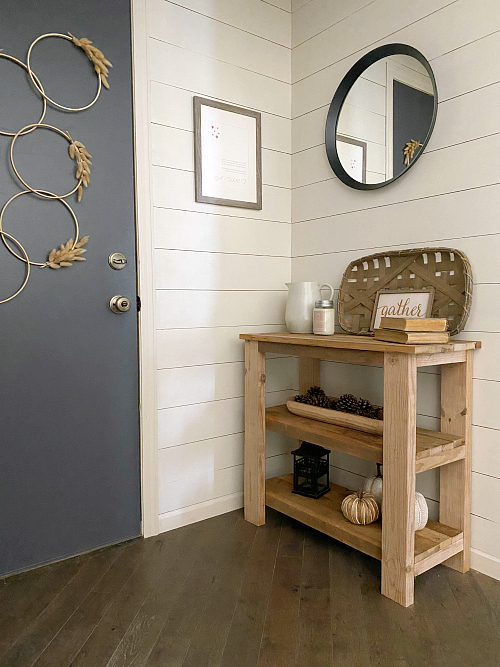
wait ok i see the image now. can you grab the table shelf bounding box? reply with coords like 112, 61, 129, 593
266, 475, 463, 576
266, 405, 466, 473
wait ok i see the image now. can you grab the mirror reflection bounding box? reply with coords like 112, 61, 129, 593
336, 55, 435, 185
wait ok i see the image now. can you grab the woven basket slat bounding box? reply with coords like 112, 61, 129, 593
338, 247, 473, 336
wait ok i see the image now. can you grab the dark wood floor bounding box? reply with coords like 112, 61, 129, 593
1, 509, 500, 667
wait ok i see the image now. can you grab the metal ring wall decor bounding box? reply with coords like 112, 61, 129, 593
27, 32, 112, 112
10, 124, 92, 202
0, 190, 80, 266
0, 30, 110, 302
0, 53, 47, 136
0, 231, 30, 304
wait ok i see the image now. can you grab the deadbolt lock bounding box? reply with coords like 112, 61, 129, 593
109, 295, 132, 313
108, 252, 128, 270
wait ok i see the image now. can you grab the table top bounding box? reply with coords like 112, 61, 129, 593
239, 332, 481, 356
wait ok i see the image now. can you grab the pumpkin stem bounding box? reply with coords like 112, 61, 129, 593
376, 463, 382, 478
356, 488, 364, 499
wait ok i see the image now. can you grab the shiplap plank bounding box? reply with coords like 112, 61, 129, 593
155, 290, 287, 329
157, 357, 297, 408
292, 0, 311, 12
458, 333, 500, 382
153, 167, 290, 223
156, 325, 286, 369
428, 83, 500, 153
158, 389, 296, 449
154, 249, 290, 291
149, 40, 291, 118
291, 185, 500, 256
291, 0, 453, 83
292, 0, 374, 48
163, 0, 291, 47
292, 134, 500, 222
149, 0, 290, 82
471, 425, 500, 480
153, 209, 289, 256
473, 379, 500, 431
466, 285, 500, 333
292, 104, 327, 153
472, 472, 500, 524
263, 0, 291, 12
292, 234, 500, 288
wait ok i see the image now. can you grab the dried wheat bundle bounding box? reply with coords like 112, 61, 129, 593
68, 136, 92, 202
46, 236, 89, 269
403, 139, 423, 166
69, 33, 112, 89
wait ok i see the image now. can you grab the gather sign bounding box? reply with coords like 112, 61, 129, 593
370, 289, 434, 330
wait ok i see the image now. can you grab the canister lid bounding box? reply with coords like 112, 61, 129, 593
315, 300, 334, 308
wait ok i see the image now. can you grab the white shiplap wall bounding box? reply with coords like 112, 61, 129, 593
146, 0, 295, 532
291, 0, 500, 580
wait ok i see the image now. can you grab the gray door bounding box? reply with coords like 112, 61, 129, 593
392, 79, 435, 179
0, 0, 141, 576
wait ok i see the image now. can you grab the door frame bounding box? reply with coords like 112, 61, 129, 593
131, 0, 159, 538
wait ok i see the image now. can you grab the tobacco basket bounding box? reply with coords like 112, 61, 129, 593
337, 248, 473, 336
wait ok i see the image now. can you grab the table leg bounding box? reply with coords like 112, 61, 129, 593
440, 350, 473, 572
382, 352, 417, 607
244, 340, 266, 526
298, 357, 321, 394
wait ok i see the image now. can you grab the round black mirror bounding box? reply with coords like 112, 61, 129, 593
325, 44, 437, 190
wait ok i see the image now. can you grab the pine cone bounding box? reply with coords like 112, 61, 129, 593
294, 394, 309, 404
307, 386, 326, 399
316, 395, 331, 409
336, 393, 359, 414
377, 407, 384, 421
357, 398, 373, 417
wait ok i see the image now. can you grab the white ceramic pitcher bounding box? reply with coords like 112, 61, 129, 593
285, 282, 333, 333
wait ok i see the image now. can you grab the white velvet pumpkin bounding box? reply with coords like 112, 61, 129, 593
363, 463, 383, 505
362, 465, 429, 531
415, 492, 429, 531
341, 490, 380, 525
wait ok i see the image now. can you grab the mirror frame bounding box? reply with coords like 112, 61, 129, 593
325, 43, 438, 190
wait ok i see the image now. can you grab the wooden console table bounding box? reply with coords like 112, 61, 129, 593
239, 332, 481, 607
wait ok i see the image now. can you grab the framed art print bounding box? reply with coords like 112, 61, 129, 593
370, 288, 435, 331
193, 97, 262, 209
336, 135, 367, 184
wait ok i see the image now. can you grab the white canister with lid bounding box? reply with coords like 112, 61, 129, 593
313, 284, 335, 335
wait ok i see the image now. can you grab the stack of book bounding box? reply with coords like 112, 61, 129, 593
374, 317, 449, 344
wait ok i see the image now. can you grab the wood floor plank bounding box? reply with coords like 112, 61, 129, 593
296, 528, 332, 667
329, 543, 371, 666
470, 569, 500, 631
418, 566, 490, 667
444, 568, 500, 660
106, 512, 240, 667
70, 532, 182, 667
0, 553, 90, 658
179, 513, 258, 667
142, 510, 243, 667
1, 544, 124, 667
219, 509, 283, 667
32, 539, 146, 667
256, 517, 304, 667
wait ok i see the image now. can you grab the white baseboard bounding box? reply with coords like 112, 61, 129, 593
471, 548, 500, 581
158, 492, 244, 533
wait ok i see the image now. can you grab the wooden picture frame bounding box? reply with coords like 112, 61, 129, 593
370, 288, 435, 331
193, 96, 262, 209
336, 135, 367, 184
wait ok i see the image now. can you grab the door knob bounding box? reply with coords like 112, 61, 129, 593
109, 295, 132, 313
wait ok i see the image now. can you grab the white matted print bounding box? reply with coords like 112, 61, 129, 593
194, 97, 262, 209
336, 135, 366, 184
370, 289, 435, 331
